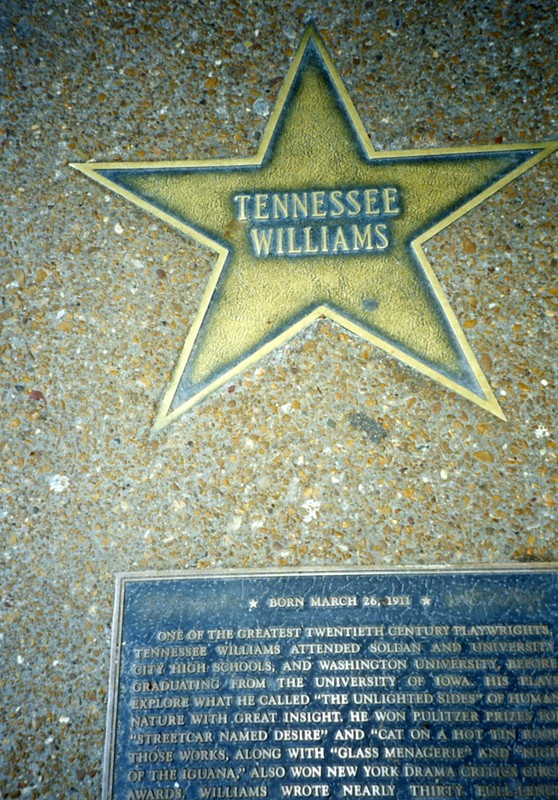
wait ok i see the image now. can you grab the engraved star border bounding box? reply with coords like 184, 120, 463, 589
72, 25, 557, 434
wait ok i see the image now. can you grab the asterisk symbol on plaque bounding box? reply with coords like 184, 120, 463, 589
249, 599, 259, 610
421, 596, 432, 607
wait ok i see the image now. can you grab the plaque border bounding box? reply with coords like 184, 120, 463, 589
102, 562, 558, 799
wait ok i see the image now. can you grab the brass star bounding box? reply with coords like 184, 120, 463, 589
73, 25, 557, 433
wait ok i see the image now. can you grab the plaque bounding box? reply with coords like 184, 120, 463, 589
105, 566, 558, 800
72, 26, 558, 433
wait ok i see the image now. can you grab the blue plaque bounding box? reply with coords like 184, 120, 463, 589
104, 566, 558, 800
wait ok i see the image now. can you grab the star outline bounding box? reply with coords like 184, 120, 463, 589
71, 24, 558, 434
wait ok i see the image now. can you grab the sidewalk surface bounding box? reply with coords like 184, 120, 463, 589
1, 1, 556, 796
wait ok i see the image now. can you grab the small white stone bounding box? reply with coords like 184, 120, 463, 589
114, 222, 124, 234
253, 97, 270, 117
228, 515, 243, 533
302, 499, 320, 522
534, 424, 549, 439
48, 474, 70, 493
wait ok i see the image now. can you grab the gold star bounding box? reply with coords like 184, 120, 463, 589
73, 25, 557, 434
